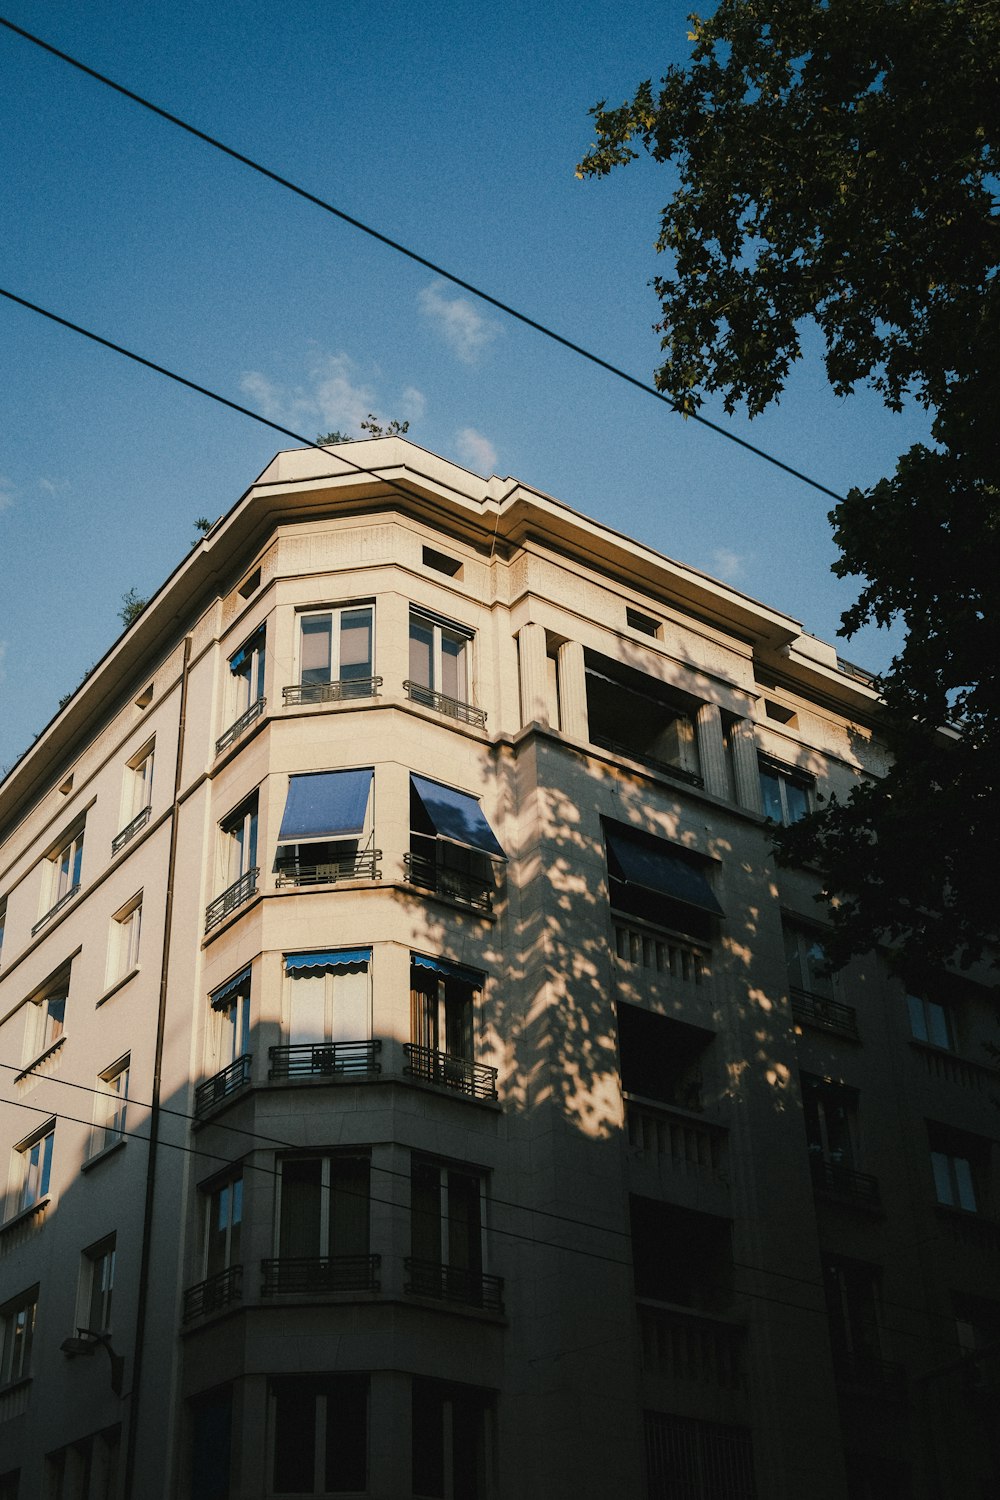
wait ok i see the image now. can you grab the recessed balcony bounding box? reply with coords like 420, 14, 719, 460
404, 1257, 504, 1314
403, 1043, 498, 1101
404, 851, 493, 912
268, 1040, 382, 1082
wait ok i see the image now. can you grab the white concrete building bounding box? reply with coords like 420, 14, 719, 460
0, 438, 996, 1500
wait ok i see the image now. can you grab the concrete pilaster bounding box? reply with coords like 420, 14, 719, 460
556, 639, 588, 742
517, 622, 550, 728
730, 715, 764, 814
695, 702, 729, 799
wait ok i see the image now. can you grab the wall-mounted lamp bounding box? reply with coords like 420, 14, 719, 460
59, 1327, 124, 1396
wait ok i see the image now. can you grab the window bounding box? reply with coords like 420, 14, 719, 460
928, 1124, 992, 1214
270, 1374, 368, 1495
408, 608, 472, 704
297, 606, 374, 697
11, 1123, 54, 1217
46, 1428, 121, 1500
0, 1289, 37, 1386
604, 820, 723, 944
189, 1386, 233, 1500
228, 626, 266, 717
783, 922, 834, 1002
758, 756, 811, 824
0, 896, 6, 967
36, 821, 85, 929
644, 1412, 756, 1500
408, 774, 505, 912
286, 951, 371, 1044
277, 1153, 371, 1262
25, 975, 68, 1064
118, 740, 154, 841
409, 1158, 500, 1310
412, 1378, 494, 1500
207, 795, 259, 929
630, 1197, 734, 1311
802, 1074, 857, 1170
212, 968, 252, 1071
80, 1236, 116, 1333
107, 896, 141, 986
954, 1292, 1000, 1357
409, 955, 493, 1098
585, 649, 702, 786
205, 1175, 243, 1281
274, 768, 376, 885
823, 1256, 888, 1383
907, 992, 954, 1050
92, 1058, 129, 1157
617, 1002, 714, 1111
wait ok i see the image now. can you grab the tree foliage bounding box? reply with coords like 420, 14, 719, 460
317, 415, 410, 445
578, 0, 999, 975
119, 587, 150, 629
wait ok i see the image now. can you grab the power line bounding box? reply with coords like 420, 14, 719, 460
0, 14, 847, 506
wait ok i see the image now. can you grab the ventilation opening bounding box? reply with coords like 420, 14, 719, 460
238, 568, 261, 600
626, 607, 660, 638
58, 776, 74, 796
135, 685, 154, 709
764, 698, 797, 726
422, 546, 462, 579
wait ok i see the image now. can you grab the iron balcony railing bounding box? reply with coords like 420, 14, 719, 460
403, 680, 487, 729
403, 1043, 498, 1101
268, 1039, 382, 1081
194, 1054, 252, 1118
215, 696, 266, 754
283, 676, 382, 707
111, 804, 152, 855
790, 987, 859, 1039
404, 1258, 504, 1314
590, 733, 705, 789
32, 884, 81, 936
261, 1254, 381, 1296
404, 851, 493, 912
205, 868, 259, 932
274, 849, 381, 886
809, 1156, 881, 1208
182, 1265, 243, 1322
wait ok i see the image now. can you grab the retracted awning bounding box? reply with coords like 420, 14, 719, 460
411, 952, 484, 987
229, 626, 265, 673
210, 964, 252, 1009
285, 948, 372, 975
278, 769, 373, 845
605, 825, 724, 917
410, 774, 505, 860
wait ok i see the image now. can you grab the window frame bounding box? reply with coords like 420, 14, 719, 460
907, 992, 955, 1050
203, 1172, 243, 1280
91, 1056, 129, 1158
121, 739, 155, 829
408, 607, 472, 701
229, 626, 267, 717
25, 974, 69, 1066
79, 1234, 116, 1335
11, 1121, 55, 1217
783, 921, 835, 1003
107, 895, 142, 988
0, 1288, 37, 1387
219, 793, 259, 890
759, 757, 812, 825
274, 1151, 372, 1261
296, 603, 375, 689
39, 819, 86, 922
268, 1373, 369, 1496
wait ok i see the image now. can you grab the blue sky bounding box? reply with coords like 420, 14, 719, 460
0, 0, 928, 774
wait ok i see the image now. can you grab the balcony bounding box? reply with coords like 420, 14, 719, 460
182, 1265, 243, 1322
403, 1043, 498, 1101
111, 804, 151, 855
614, 922, 707, 987
809, 1156, 881, 1209
404, 851, 493, 912
261, 1255, 381, 1296
404, 1257, 504, 1314
268, 1039, 382, 1082
215, 696, 265, 754
32, 884, 81, 936
911, 1040, 1000, 1095
403, 680, 487, 729
591, 732, 705, 789
791, 987, 859, 1039
275, 849, 381, 887
639, 1303, 748, 1392
283, 676, 382, 707
626, 1099, 726, 1176
194, 1054, 252, 1118
205, 868, 258, 932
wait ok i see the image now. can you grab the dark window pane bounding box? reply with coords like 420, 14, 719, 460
324, 1376, 368, 1492
273, 1380, 316, 1494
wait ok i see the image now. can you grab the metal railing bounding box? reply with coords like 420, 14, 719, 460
283, 676, 382, 707
590, 733, 705, 789
404, 1258, 504, 1313
639, 1304, 748, 1391
809, 1156, 881, 1207
182, 1265, 243, 1322
215, 696, 265, 753
111, 804, 152, 854
194, 1054, 252, 1118
205, 868, 258, 932
403, 680, 487, 729
268, 1039, 381, 1081
261, 1254, 381, 1296
32, 884, 81, 936
403, 1043, 498, 1101
790, 987, 859, 1038
274, 849, 381, 886
404, 851, 493, 912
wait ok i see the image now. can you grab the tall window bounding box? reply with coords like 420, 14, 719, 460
801, 1074, 858, 1171
37, 821, 85, 927
759, 756, 811, 824
298, 606, 373, 693
409, 608, 471, 702
229, 626, 266, 716
205, 1175, 243, 1280
907, 992, 954, 1050
285, 954, 370, 1047
410, 961, 478, 1061
0, 1289, 37, 1386
277, 1154, 371, 1262
121, 741, 154, 829
270, 1375, 368, 1496
219, 795, 258, 891
412, 1378, 493, 1500
107, 897, 142, 986
928, 1123, 991, 1214
410, 1158, 488, 1308
81, 1236, 116, 1333
823, 1256, 886, 1377
92, 1058, 129, 1156
11, 1124, 54, 1216
783, 922, 834, 1001
26, 976, 68, 1063
212, 969, 252, 1070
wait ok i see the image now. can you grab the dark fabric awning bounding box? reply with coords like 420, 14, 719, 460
229, 626, 265, 673
285, 948, 371, 975
278, 769, 373, 845
411, 952, 483, 987
604, 824, 724, 917
210, 965, 252, 1009
410, 774, 505, 859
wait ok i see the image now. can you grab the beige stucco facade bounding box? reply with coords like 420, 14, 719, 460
0, 438, 995, 1499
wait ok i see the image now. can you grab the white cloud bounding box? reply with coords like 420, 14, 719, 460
239, 354, 417, 439
455, 427, 498, 474
36, 477, 70, 497
711, 547, 747, 581
310, 353, 377, 433
0, 477, 15, 513
400, 386, 427, 424
239, 370, 295, 425
418, 280, 499, 364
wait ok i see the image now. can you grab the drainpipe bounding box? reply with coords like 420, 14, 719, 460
121, 634, 192, 1499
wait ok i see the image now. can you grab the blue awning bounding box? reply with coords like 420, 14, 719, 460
285, 948, 372, 975
278, 769, 373, 845
411, 952, 483, 987
229, 626, 265, 673
410, 774, 505, 860
210, 964, 252, 1009
605, 825, 724, 917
